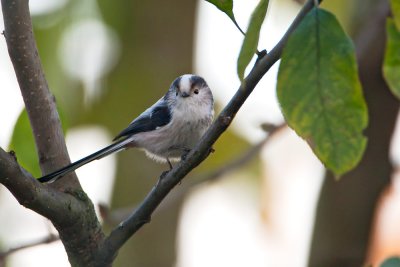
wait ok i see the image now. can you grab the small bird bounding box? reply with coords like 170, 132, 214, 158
38, 74, 214, 183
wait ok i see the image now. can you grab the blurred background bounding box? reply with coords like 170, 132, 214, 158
0, 0, 399, 266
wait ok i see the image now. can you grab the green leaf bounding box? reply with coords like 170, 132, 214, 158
9, 109, 68, 178
383, 18, 400, 99
237, 0, 269, 81
205, 0, 234, 20
9, 110, 42, 177
277, 8, 368, 177
205, 0, 244, 34
381, 257, 400, 267
390, 0, 400, 31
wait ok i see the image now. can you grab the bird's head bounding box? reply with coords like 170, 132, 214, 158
168, 74, 214, 110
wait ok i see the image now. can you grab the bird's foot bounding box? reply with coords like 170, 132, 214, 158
208, 147, 215, 155
167, 158, 173, 170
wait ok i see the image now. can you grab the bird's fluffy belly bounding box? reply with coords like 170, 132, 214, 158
132, 118, 209, 162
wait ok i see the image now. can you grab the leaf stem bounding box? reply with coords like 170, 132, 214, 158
233, 19, 246, 35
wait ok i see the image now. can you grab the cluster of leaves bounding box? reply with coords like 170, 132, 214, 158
206, 0, 400, 179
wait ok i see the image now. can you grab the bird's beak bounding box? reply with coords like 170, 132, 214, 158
180, 91, 190, 98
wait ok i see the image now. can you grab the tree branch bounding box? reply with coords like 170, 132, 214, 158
1, 0, 79, 190
0, 148, 85, 221
0, 146, 107, 265
99, 123, 286, 226
99, 0, 321, 262
1, 1, 108, 266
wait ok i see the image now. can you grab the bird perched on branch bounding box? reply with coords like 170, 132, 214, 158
38, 74, 214, 183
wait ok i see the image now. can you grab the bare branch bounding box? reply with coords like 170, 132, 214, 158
0, 147, 85, 221
196, 123, 286, 184
0, 234, 59, 261
99, 0, 322, 262
0, 147, 108, 266
1, 1, 108, 265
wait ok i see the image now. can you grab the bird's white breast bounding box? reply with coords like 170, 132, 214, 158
131, 96, 213, 162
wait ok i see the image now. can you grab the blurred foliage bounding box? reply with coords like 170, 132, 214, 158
381, 257, 400, 267
5, 0, 256, 266
390, 0, 400, 30
277, 8, 367, 176
320, 0, 381, 37
8, 110, 41, 178
383, 18, 400, 100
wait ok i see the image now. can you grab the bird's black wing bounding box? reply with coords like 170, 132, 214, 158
113, 100, 172, 141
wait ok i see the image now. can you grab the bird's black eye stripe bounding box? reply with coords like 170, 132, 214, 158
190, 75, 207, 89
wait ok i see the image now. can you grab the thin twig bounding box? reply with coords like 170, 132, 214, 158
0, 234, 59, 260
194, 123, 286, 184
98, 2, 322, 260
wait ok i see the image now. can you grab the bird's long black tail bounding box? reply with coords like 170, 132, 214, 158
38, 137, 133, 183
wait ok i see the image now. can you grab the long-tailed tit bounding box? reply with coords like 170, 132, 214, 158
38, 74, 214, 183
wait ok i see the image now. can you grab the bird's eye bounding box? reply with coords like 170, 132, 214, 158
194, 89, 199, 94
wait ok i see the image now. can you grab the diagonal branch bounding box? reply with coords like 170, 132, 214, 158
99, 0, 322, 262
0, 147, 107, 266
99, 123, 286, 226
